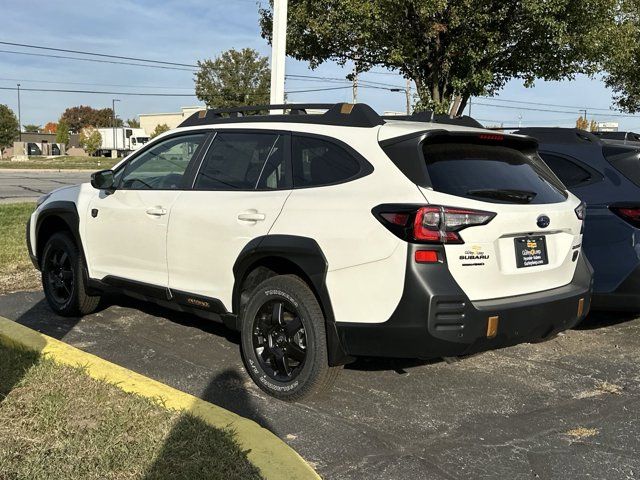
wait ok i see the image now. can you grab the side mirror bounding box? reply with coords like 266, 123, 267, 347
91, 169, 115, 190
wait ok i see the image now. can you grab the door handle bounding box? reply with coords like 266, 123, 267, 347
146, 206, 167, 216
237, 212, 266, 222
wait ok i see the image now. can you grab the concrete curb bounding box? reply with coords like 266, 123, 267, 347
0, 316, 320, 480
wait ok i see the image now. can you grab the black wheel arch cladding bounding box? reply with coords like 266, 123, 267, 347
233, 234, 353, 366
35, 201, 85, 269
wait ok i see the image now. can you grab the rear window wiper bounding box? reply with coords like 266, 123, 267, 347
467, 189, 537, 204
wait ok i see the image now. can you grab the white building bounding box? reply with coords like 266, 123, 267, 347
139, 106, 205, 136
597, 122, 619, 132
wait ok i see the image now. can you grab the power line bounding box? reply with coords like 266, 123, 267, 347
478, 96, 616, 113
286, 73, 403, 89
0, 49, 196, 71
0, 41, 198, 68
0, 77, 193, 90
473, 100, 640, 118
0, 86, 196, 96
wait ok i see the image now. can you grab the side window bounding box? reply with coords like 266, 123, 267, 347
540, 153, 592, 188
119, 133, 206, 190
292, 135, 361, 188
194, 132, 289, 190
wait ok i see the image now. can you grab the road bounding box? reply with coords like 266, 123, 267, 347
1, 289, 638, 480
0, 170, 91, 204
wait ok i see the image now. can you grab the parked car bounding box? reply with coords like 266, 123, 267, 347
27, 103, 592, 400
515, 128, 640, 311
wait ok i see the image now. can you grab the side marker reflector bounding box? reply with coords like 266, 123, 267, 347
487, 316, 499, 338
577, 298, 585, 317
415, 250, 439, 263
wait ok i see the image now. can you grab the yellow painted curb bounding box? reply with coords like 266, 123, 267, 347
0, 316, 320, 480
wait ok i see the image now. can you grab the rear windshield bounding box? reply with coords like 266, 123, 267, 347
602, 145, 640, 187
423, 143, 568, 204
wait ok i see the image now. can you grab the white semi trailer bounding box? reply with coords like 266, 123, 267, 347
96, 127, 150, 157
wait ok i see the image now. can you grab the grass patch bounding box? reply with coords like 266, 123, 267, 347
0, 156, 119, 170
0, 343, 264, 480
0, 202, 39, 293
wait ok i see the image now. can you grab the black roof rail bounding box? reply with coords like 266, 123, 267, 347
593, 131, 640, 143
178, 102, 385, 128
382, 111, 484, 128
510, 127, 602, 144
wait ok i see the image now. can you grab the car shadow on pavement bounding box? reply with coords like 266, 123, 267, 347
101, 293, 242, 345
575, 310, 639, 330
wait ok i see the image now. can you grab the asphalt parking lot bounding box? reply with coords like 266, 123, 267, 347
0, 170, 91, 203
1, 289, 639, 480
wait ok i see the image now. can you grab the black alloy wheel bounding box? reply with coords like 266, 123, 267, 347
41, 232, 100, 316
44, 247, 74, 306
252, 299, 307, 381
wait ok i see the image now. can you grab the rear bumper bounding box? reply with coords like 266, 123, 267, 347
336, 245, 593, 359
591, 265, 640, 312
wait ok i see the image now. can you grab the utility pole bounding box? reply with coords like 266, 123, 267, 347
112, 99, 120, 156
405, 77, 411, 115
270, 0, 288, 112
17, 84, 21, 142
468, 97, 472, 117
352, 65, 358, 103
518, 113, 523, 128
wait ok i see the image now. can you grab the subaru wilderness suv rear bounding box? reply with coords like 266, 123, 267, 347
27, 103, 592, 401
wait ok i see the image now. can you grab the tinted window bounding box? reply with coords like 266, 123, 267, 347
292, 136, 361, 187
539, 153, 592, 187
119, 133, 206, 190
603, 145, 640, 187
423, 143, 567, 204
195, 132, 288, 190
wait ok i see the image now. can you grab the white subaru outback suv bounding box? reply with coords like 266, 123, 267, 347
27, 103, 592, 400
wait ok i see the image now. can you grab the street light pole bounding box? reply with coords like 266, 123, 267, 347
112, 99, 120, 155
17, 84, 21, 142
270, 0, 288, 113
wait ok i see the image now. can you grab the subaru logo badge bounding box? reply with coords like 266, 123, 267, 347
537, 215, 550, 228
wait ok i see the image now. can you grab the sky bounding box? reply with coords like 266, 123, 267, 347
1, 0, 640, 131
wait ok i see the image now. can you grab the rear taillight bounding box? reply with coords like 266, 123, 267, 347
374, 204, 495, 244
610, 205, 640, 228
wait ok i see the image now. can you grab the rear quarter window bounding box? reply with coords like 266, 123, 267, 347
423, 143, 568, 204
603, 145, 640, 187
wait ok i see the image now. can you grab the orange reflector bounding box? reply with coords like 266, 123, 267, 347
577, 298, 585, 317
340, 103, 355, 114
415, 250, 439, 263
487, 316, 499, 338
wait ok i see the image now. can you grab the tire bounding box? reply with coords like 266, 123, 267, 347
41, 232, 100, 317
240, 275, 341, 401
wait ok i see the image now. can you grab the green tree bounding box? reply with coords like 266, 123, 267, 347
56, 120, 70, 146
601, 0, 640, 112
126, 118, 140, 128
150, 123, 170, 138
60, 106, 122, 133
78, 126, 102, 156
0, 104, 19, 158
260, 0, 617, 114
23, 124, 41, 133
195, 48, 270, 108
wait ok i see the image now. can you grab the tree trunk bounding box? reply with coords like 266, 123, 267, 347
455, 94, 470, 117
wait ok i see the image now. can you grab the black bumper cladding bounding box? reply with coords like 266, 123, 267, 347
591, 265, 640, 312
26, 217, 39, 270
336, 244, 593, 359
